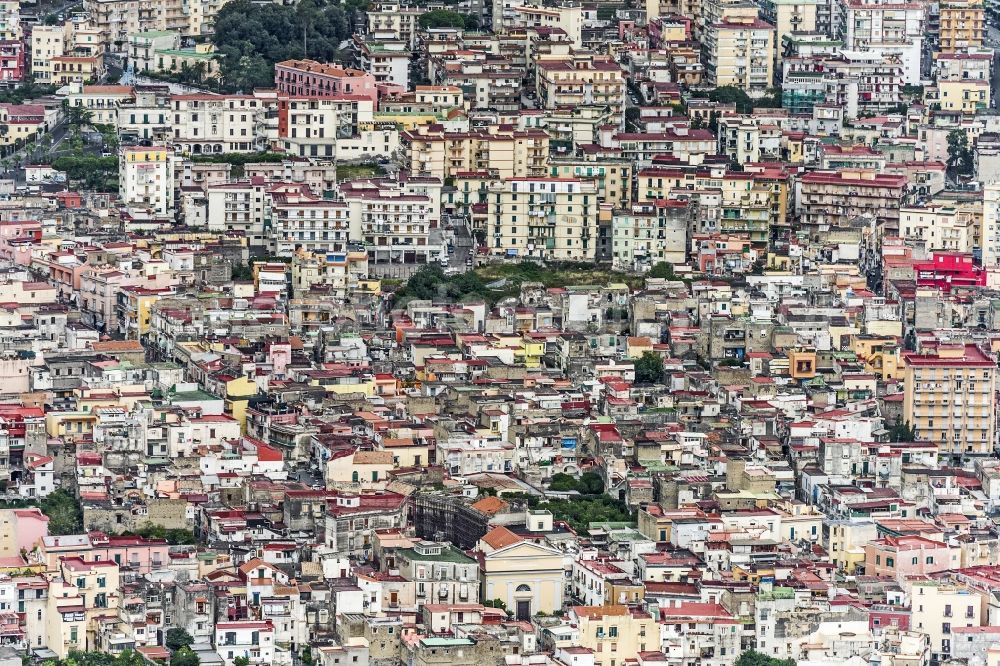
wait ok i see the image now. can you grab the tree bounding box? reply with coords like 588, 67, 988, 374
170, 647, 200, 666
634, 351, 665, 384
647, 262, 678, 280
233, 658, 249, 666
165, 628, 194, 652
735, 651, 796, 666
706, 86, 754, 113
483, 598, 507, 610
548, 473, 578, 492
947, 129, 974, 177
887, 420, 917, 442
62, 101, 94, 131
39, 489, 83, 535
418, 9, 470, 29
212, 0, 362, 93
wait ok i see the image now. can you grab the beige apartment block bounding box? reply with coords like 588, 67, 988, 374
704, 8, 776, 92
902, 343, 997, 460
487, 177, 599, 261
403, 125, 549, 180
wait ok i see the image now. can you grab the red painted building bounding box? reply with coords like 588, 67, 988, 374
0, 41, 23, 83
869, 604, 911, 634
913, 252, 985, 293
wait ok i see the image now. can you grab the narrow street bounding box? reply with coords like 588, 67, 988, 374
988, 25, 1000, 108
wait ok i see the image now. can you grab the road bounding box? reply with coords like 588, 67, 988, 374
450, 216, 475, 270
1, 120, 71, 184
988, 25, 1000, 109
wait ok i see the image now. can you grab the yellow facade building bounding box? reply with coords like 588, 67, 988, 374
478, 523, 565, 618
566, 605, 658, 666
938, 0, 984, 52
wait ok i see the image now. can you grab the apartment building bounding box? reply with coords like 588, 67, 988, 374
0, 0, 19, 42
507, 4, 583, 47
354, 36, 410, 90
67, 84, 136, 126
290, 250, 369, 298
436, 59, 523, 112
938, 0, 984, 52
704, 8, 776, 91
536, 55, 626, 118
982, 181, 1000, 267
838, 0, 925, 83
403, 124, 549, 180
612, 200, 691, 271
899, 200, 979, 252
933, 78, 990, 114
206, 180, 273, 251
215, 620, 275, 666
171, 94, 273, 154
120, 146, 175, 216
797, 52, 904, 114
84, 0, 231, 50
611, 127, 716, 165
935, 52, 991, 82
274, 59, 379, 104
549, 157, 634, 208
798, 169, 907, 239
52, 55, 103, 85
378, 85, 464, 115
340, 179, 443, 265
718, 116, 782, 164
366, 3, 424, 49
759, 0, 817, 71
567, 605, 658, 666
909, 580, 981, 662
30, 24, 68, 84
902, 343, 997, 461
270, 184, 351, 257
275, 96, 394, 159
487, 177, 600, 261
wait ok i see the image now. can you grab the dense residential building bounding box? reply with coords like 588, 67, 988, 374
938, 0, 984, 52
274, 59, 379, 104
403, 125, 550, 180
119, 145, 175, 216
3, 1, 1000, 664
902, 342, 997, 461
487, 177, 599, 260
704, 9, 776, 91
798, 169, 907, 239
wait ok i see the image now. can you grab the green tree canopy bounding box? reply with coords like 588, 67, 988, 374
947, 129, 974, 177
171, 647, 200, 666
648, 262, 679, 279
39, 489, 83, 535
419, 9, 471, 29
212, 0, 364, 93
165, 628, 195, 652
735, 651, 796, 666
634, 351, 665, 384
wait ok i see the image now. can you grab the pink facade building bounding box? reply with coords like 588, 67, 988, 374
864, 535, 958, 579
274, 59, 379, 104
40, 532, 170, 574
